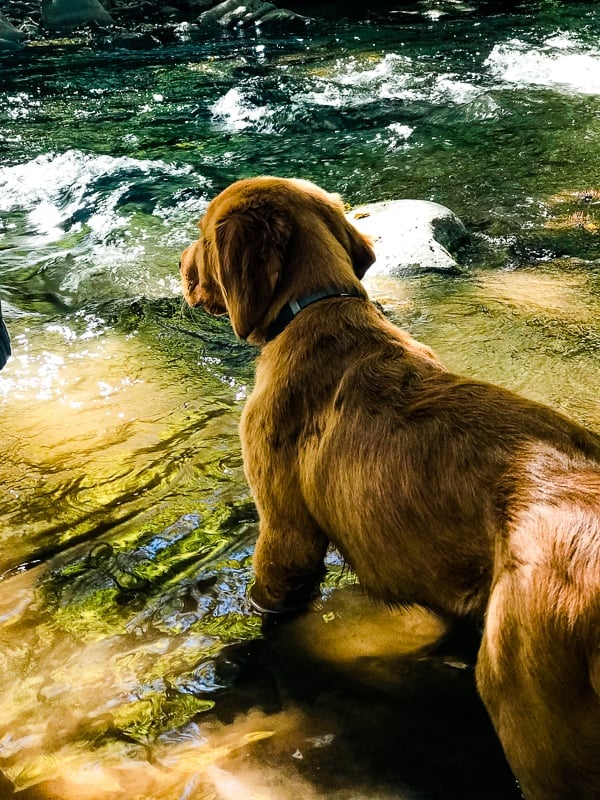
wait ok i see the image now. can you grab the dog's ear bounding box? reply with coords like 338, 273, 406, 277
215, 207, 291, 339
345, 218, 376, 279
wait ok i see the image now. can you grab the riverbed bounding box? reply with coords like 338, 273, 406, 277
1, 3, 599, 798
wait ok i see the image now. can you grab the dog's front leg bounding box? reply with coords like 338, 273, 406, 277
249, 512, 328, 615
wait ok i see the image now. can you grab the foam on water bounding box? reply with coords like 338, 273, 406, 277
0, 149, 191, 220
298, 53, 423, 108
210, 87, 275, 132
198, 50, 504, 147
297, 53, 498, 123
0, 150, 196, 300
485, 34, 600, 95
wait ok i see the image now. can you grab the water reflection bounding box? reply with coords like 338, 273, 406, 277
0, 304, 251, 575
1, 577, 521, 800
367, 263, 600, 424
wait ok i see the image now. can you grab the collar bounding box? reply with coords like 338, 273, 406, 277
265, 288, 364, 343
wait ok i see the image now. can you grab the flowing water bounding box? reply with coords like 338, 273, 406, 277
1, 3, 599, 798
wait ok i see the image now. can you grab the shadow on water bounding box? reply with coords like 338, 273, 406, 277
1, 575, 522, 800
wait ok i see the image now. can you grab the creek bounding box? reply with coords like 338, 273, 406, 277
0, 4, 599, 798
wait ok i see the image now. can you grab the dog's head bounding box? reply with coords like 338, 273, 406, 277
180, 177, 375, 344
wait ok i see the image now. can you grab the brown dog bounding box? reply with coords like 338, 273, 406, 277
180, 176, 600, 800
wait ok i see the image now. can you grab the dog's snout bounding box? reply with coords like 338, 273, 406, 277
179, 244, 202, 307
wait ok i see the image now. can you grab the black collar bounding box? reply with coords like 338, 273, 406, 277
265, 288, 364, 343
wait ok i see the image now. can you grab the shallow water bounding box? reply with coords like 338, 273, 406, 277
0, 3, 599, 798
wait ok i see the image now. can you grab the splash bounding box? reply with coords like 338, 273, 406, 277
485, 35, 600, 95
0, 150, 195, 301
211, 88, 275, 132
0, 149, 192, 218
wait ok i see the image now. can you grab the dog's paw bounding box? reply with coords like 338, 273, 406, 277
247, 581, 317, 619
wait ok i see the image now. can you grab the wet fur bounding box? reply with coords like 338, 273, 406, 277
180, 176, 600, 800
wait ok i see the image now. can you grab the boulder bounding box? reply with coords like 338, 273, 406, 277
198, 0, 308, 27
0, 11, 25, 46
254, 7, 306, 24
41, 0, 113, 30
347, 199, 468, 276
199, 0, 252, 24
241, 1, 276, 23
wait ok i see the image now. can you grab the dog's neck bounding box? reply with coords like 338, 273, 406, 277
265, 288, 365, 343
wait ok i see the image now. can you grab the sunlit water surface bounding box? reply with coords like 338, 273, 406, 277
1, 4, 599, 798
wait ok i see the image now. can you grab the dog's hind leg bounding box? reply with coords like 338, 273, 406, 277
476, 555, 600, 800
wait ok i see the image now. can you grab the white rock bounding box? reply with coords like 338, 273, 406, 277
347, 199, 468, 276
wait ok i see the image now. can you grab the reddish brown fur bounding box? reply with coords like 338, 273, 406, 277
180, 176, 600, 800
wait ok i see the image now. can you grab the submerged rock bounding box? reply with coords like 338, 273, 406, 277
348, 199, 469, 276
112, 30, 164, 48
41, 0, 113, 30
198, 0, 309, 27
0, 36, 23, 50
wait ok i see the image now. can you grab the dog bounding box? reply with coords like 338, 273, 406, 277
180, 176, 600, 800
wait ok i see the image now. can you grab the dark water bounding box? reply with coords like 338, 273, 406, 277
1, 3, 599, 797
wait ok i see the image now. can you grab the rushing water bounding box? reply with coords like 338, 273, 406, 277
1, 3, 600, 798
